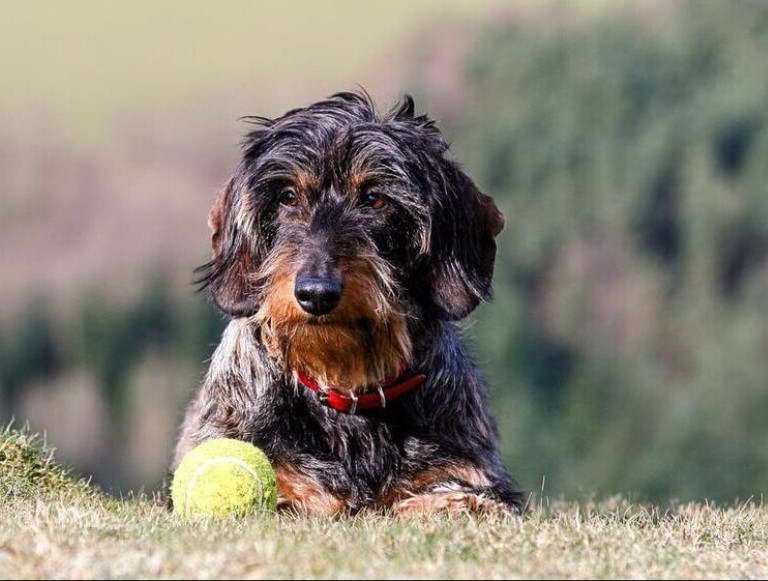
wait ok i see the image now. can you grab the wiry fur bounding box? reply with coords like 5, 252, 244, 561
174, 91, 525, 515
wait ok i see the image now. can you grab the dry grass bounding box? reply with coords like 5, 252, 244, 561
1, 429, 767, 579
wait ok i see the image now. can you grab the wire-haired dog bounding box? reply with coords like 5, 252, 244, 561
173, 91, 525, 516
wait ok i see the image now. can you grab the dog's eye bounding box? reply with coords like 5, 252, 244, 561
361, 192, 387, 209
279, 189, 298, 207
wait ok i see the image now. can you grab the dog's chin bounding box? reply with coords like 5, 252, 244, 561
259, 308, 411, 392
304, 314, 359, 328
304, 314, 337, 325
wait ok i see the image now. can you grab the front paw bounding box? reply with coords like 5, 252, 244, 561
392, 489, 510, 517
275, 464, 347, 517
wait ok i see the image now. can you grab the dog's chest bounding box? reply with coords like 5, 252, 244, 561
259, 388, 431, 488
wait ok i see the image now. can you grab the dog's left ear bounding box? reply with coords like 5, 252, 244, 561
424, 164, 505, 320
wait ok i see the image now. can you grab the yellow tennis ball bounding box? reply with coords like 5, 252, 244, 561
171, 438, 277, 518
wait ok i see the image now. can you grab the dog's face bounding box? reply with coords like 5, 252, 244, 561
199, 92, 504, 388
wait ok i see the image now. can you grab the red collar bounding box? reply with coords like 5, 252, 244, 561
296, 365, 426, 414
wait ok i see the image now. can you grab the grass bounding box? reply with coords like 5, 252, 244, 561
2, 429, 767, 579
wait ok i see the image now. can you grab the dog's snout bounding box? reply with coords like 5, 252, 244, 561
294, 276, 342, 316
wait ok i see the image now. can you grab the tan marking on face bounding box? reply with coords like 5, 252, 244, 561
289, 171, 320, 207
346, 166, 370, 197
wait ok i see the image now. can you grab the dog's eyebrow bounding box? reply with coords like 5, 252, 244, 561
341, 140, 410, 185
249, 152, 318, 184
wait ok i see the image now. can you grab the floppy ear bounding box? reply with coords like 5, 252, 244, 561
197, 178, 261, 317
425, 164, 505, 320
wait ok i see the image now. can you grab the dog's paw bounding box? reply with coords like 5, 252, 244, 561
392, 490, 509, 517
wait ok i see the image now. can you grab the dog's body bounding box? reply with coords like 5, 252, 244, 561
174, 92, 525, 516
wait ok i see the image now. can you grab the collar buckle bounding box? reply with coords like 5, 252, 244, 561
296, 364, 426, 414
347, 391, 359, 415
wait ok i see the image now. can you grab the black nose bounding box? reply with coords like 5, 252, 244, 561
294, 276, 342, 316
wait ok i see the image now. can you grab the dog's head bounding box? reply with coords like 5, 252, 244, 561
198, 92, 504, 388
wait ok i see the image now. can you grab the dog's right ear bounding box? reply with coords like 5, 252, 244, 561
422, 164, 505, 321
197, 178, 261, 317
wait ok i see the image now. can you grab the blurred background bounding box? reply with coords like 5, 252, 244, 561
2, 0, 767, 501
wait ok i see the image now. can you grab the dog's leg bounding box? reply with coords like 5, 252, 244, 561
172, 397, 205, 470
171, 392, 232, 470
274, 462, 348, 517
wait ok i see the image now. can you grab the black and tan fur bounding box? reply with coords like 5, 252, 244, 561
173, 91, 525, 516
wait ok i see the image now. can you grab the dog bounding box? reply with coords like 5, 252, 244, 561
173, 91, 525, 516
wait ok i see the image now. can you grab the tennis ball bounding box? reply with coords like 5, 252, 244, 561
171, 438, 277, 518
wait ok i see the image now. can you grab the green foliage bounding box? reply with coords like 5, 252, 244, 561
73, 274, 177, 420
0, 426, 94, 499
0, 297, 60, 409
0, 276, 225, 430
417, 0, 768, 501
62, 275, 224, 423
